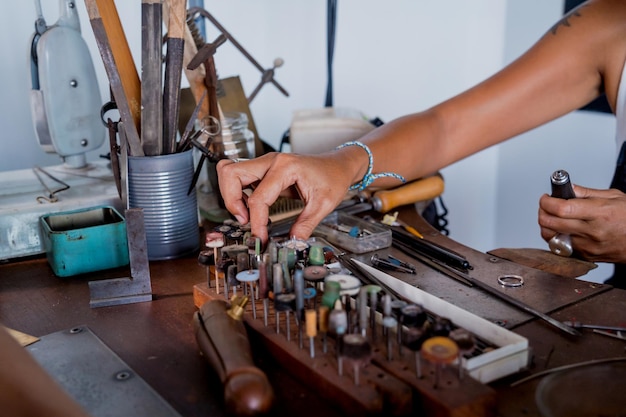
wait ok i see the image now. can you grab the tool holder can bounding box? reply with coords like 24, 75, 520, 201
127, 149, 199, 260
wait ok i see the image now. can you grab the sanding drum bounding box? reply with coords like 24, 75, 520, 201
193, 299, 274, 415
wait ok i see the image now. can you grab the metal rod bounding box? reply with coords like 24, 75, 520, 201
564, 321, 626, 332
141, 0, 163, 156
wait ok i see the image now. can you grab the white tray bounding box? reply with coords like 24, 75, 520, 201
351, 258, 530, 383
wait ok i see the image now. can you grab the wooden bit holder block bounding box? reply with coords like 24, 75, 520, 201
193, 269, 497, 417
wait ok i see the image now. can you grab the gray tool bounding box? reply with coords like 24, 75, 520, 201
89, 208, 153, 308
30, 0, 105, 168
141, 0, 163, 156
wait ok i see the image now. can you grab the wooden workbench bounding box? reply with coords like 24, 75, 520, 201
1, 212, 625, 416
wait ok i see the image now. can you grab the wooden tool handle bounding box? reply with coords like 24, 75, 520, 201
162, 0, 188, 154
86, 0, 141, 132
193, 299, 274, 416
371, 174, 444, 213
163, 0, 210, 127
166, 0, 187, 38
85, 0, 143, 156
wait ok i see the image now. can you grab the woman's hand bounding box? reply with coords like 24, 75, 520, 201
538, 184, 626, 263
217, 151, 359, 243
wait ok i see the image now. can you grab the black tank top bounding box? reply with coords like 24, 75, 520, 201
605, 141, 626, 288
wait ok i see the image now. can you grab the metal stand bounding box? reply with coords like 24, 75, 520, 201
89, 208, 153, 308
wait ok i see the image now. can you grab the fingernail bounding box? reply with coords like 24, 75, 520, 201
235, 214, 246, 225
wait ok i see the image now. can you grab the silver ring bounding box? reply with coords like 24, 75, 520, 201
498, 274, 524, 287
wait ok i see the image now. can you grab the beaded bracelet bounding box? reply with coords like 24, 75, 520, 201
335, 141, 406, 191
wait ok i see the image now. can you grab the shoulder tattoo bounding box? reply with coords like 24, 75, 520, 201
549, 4, 589, 35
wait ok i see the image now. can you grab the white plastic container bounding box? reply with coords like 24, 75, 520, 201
289, 107, 377, 154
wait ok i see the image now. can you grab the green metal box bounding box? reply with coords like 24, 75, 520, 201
40, 206, 129, 277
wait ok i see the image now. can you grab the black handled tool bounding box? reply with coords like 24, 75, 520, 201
548, 170, 575, 257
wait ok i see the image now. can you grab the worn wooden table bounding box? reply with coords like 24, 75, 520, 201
1, 211, 625, 416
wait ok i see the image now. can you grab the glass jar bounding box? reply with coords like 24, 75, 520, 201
211, 112, 255, 160
195, 112, 256, 221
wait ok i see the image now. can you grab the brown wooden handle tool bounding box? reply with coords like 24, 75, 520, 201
85, 0, 143, 156
163, 0, 187, 154
370, 173, 445, 213
193, 298, 274, 416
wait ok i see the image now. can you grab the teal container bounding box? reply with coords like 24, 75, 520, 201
40, 206, 129, 277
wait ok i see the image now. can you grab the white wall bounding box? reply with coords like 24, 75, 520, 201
0, 1, 616, 281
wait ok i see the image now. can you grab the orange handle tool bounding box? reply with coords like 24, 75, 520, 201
371, 173, 444, 213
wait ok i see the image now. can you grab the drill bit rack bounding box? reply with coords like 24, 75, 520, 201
191, 228, 527, 416
193, 278, 496, 416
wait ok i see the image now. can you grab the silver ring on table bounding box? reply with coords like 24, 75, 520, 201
497, 274, 524, 288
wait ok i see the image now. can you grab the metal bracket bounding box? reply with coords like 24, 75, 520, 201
89, 208, 153, 308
